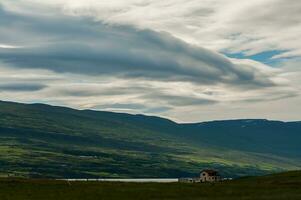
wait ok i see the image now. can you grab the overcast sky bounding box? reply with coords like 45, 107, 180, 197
0, 0, 300, 122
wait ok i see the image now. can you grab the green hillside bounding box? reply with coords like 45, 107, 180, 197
0, 171, 301, 200
0, 100, 300, 178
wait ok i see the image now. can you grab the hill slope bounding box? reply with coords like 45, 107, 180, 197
0, 100, 300, 178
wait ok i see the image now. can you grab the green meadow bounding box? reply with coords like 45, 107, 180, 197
0, 171, 301, 200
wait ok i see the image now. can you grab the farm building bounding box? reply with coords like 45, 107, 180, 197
200, 169, 221, 182
179, 169, 221, 183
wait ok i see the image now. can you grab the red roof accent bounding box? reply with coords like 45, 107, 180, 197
201, 169, 219, 176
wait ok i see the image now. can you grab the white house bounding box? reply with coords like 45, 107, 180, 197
200, 169, 221, 182
178, 169, 221, 183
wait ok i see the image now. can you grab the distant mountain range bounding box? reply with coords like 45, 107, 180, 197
0, 100, 300, 178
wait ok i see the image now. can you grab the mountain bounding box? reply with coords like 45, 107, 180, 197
0, 100, 300, 178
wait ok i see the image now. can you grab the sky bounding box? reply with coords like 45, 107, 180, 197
0, 0, 300, 122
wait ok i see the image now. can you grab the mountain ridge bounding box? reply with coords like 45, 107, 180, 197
2, 100, 300, 124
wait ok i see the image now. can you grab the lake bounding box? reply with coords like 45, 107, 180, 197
62, 178, 179, 183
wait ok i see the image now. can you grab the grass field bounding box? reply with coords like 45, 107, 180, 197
0, 171, 301, 200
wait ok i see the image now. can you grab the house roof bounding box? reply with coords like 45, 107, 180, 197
201, 169, 219, 176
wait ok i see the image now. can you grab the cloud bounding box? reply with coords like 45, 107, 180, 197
0, 4, 277, 89
92, 103, 172, 114
2, 0, 301, 59
142, 93, 217, 106
0, 83, 47, 92
0, 1, 300, 122
0, 44, 22, 49
42, 0, 301, 59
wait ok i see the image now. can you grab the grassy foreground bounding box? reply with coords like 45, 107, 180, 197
0, 171, 301, 200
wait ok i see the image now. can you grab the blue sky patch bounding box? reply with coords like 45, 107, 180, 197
224, 50, 288, 66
